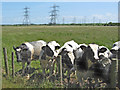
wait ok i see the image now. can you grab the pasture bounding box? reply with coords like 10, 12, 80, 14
2, 25, 118, 88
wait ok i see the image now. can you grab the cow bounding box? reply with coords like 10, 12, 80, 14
57, 40, 79, 70
56, 40, 79, 85
13, 40, 47, 75
38, 41, 61, 76
110, 41, 120, 59
75, 44, 112, 86
73, 43, 88, 70
90, 46, 112, 84
75, 44, 100, 72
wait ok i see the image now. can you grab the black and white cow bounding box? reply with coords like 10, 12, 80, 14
75, 44, 112, 85
110, 41, 120, 59
75, 44, 100, 72
56, 40, 80, 85
38, 41, 60, 76
57, 40, 79, 70
13, 40, 47, 74
91, 45, 112, 83
73, 43, 88, 70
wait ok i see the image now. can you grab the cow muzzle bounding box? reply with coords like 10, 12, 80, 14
17, 59, 22, 62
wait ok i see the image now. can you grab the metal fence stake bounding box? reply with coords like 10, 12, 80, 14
12, 52, 14, 78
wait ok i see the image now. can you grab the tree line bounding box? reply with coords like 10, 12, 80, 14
2, 22, 119, 26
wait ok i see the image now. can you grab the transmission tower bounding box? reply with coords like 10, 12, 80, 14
93, 16, 96, 24
99, 19, 101, 24
23, 6, 30, 25
49, 4, 59, 25
63, 17, 65, 24
84, 16, 87, 24
73, 17, 76, 24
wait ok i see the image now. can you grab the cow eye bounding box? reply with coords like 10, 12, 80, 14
118, 48, 120, 51
23, 49, 28, 51
113, 44, 116, 47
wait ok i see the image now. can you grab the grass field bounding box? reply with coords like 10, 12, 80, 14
2, 25, 118, 88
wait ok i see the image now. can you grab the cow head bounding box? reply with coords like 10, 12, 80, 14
41, 41, 60, 59
98, 46, 110, 59
42, 45, 54, 57
73, 44, 87, 59
58, 48, 74, 69
85, 44, 99, 62
79, 44, 88, 51
13, 44, 29, 62
110, 41, 120, 59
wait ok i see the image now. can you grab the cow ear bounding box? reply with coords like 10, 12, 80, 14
23, 47, 29, 51
88, 45, 90, 48
55, 46, 60, 50
62, 48, 66, 51
13, 46, 16, 51
62, 48, 69, 53
42, 46, 46, 50
110, 49, 116, 54
99, 48, 107, 53
80, 45, 87, 51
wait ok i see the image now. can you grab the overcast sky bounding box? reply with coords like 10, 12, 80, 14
2, 2, 118, 24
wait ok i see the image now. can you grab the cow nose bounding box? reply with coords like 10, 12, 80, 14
110, 49, 116, 54
94, 56, 99, 60
17, 59, 22, 62
53, 56, 56, 59
95, 59, 99, 61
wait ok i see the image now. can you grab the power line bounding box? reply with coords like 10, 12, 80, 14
23, 6, 30, 25
49, 4, 59, 25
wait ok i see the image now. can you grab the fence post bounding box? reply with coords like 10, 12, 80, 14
118, 59, 120, 89
60, 55, 63, 86
3, 48, 9, 76
109, 58, 117, 88
12, 52, 14, 78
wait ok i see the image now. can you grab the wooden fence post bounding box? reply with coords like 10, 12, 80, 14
12, 52, 14, 78
60, 55, 63, 85
108, 58, 117, 88
3, 48, 9, 76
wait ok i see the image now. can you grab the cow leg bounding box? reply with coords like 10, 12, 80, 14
40, 61, 46, 77
26, 60, 31, 73
39, 50, 44, 60
67, 70, 71, 87
22, 61, 26, 75
76, 70, 85, 87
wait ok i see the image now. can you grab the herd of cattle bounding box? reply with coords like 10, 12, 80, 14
13, 40, 120, 85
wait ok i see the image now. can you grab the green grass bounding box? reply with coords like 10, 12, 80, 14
2, 25, 118, 88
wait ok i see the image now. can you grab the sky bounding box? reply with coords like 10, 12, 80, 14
2, 2, 118, 24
